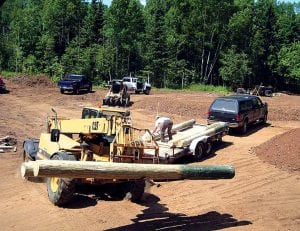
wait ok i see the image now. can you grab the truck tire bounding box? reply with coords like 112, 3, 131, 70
47, 152, 77, 206
135, 90, 140, 94
123, 179, 145, 202
194, 142, 205, 160
89, 85, 92, 93
60, 89, 65, 94
144, 89, 150, 95
240, 119, 248, 135
73, 87, 79, 95
261, 113, 267, 124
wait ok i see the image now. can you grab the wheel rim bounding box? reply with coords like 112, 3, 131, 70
50, 177, 60, 193
195, 143, 203, 159
206, 142, 212, 154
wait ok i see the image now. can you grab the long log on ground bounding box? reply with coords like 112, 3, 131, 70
21, 160, 235, 180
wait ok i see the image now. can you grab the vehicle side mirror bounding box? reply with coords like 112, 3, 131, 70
50, 129, 60, 142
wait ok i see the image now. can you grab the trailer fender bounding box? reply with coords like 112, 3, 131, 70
189, 136, 209, 155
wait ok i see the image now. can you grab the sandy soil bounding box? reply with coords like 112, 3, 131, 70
0, 77, 299, 230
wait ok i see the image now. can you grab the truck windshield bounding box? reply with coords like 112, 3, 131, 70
123, 77, 130, 82
64, 75, 83, 81
211, 99, 238, 113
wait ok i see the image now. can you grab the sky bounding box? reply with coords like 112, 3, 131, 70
102, 0, 298, 6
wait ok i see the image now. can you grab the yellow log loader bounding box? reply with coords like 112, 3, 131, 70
22, 106, 233, 206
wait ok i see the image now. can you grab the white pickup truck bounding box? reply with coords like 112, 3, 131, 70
122, 77, 151, 95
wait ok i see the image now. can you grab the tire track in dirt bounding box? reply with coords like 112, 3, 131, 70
0, 80, 299, 230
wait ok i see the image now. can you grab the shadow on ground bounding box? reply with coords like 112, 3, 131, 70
105, 194, 252, 231
173, 140, 233, 164
229, 122, 271, 137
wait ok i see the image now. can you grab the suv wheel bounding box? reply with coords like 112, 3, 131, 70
240, 120, 248, 134
262, 113, 267, 124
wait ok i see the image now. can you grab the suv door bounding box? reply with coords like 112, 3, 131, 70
251, 98, 262, 121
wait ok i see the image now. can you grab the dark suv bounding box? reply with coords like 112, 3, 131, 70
207, 95, 268, 134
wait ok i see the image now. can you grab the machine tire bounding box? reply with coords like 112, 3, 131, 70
89, 84, 92, 92
47, 152, 77, 206
135, 90, 140, 94
194, 142, 205, 160
124, 179, 145, 202
60, 89, 65, 94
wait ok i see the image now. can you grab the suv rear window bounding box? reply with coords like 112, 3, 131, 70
211, 99, 238, 113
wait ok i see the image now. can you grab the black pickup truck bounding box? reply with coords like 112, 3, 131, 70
58, 74, 92, 94
207, 95, 268, 134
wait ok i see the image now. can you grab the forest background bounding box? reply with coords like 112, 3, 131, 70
0, 0, 299, 91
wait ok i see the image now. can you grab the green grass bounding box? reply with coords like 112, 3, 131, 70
187, 83, 231, 94
153, 84, 231, 94
0, 71, 18, 78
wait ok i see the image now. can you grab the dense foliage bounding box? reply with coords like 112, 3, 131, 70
0, 0, 299, 91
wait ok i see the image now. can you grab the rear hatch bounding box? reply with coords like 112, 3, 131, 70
208, 98, 238, 123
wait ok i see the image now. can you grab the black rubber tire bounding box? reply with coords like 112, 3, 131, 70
240, 119, 248, 135
262, 113, 267, 124
144, 89, 150, 95
60, 89, 64, 94
73, 87, 79, 95
135, 90, 140, 94
205, 141, 212, 156
194, 142, 205, 160
47, 152, 77, 206
123, 180, 145, 202
89, 85, 92, 92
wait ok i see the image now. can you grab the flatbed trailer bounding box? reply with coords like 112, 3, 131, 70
144, 121, 228, 163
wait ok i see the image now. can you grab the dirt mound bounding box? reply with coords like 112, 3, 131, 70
10, 75, 55, 87
254, 128, 300, 172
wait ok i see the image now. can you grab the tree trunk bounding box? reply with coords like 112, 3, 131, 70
21, 160, 235, 180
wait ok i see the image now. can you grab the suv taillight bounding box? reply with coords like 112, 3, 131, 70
235, 114, 241, 122
207, 111, 211, 118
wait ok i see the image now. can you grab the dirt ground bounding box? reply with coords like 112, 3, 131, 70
0, 78, 299, 230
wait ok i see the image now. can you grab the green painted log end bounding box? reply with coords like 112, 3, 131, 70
181, 165, 235, 180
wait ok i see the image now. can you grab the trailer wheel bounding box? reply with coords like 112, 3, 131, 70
47, 152, 76, 206
124, 179, 145, 202
205, 141, 212, 156
194, 142, 205, 160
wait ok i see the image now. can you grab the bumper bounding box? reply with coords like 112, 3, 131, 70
207, 120, 241, 128
60, 86, 74, 90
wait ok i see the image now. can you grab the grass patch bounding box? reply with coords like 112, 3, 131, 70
0, 71, 18, 78
187, 84, 231, 94
153, 84, 231, 94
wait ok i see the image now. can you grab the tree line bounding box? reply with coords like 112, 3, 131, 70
0, 0, 299, 91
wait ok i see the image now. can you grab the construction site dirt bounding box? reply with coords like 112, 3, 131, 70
0, 78, 299, 230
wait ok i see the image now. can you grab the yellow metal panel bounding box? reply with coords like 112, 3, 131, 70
50, 118, 109, 134
39, 133, 80, 156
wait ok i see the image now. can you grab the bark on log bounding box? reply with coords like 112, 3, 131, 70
21, 160, 235, 180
